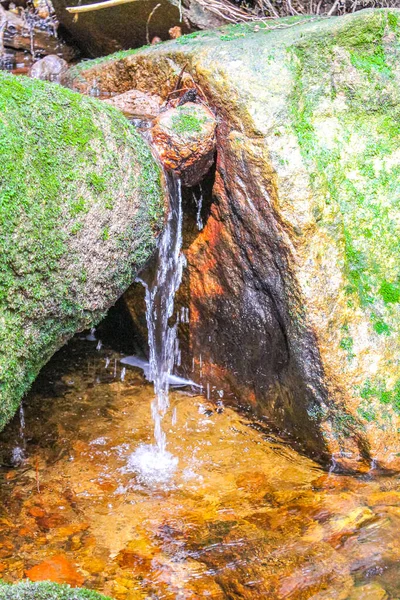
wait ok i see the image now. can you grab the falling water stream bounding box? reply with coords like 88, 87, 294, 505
127, 176, 187, 484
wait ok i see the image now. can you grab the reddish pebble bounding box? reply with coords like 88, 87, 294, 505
25, 554, 84, 587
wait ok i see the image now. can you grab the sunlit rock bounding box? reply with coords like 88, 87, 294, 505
68, 9, 400, 472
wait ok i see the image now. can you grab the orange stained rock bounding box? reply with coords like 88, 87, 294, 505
25, 554, 84, 586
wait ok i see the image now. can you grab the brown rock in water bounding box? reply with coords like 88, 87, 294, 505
25, 554, 84, 586
151, 102, 216, 186
103, 89, 163, 119
30, 55, 68, 82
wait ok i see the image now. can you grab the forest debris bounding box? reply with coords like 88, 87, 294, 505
169, 25, 182, 38
1, 5, 75, 60
145, 2, 161, 44
66, 0, 141, 14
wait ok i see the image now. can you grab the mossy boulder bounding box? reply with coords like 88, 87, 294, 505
68, 9, 400, 471
0, 72, 165, 431
0, 582, 111, 599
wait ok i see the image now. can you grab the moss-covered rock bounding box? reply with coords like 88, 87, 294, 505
0, 582, 111, 599
0, 72, 165, 431
68, 9, 400, 471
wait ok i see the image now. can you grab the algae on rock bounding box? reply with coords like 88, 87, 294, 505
68, 9, 400, 471
0, 72, 165, 431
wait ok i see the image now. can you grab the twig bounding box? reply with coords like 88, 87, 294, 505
146, 2, 161, 45
327, 0, 340, 14
66, 0, 143, 14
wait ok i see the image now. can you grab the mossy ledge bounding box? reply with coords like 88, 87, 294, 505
0, 582, 111, 599
0, 72, 165, 432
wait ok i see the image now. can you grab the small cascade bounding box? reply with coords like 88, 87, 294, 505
192, 185, 204, 231
127, 176, 186, 483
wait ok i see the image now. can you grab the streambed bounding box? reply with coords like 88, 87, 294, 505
0, 336, 399, 599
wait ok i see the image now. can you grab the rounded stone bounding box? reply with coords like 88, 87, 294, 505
151, 102, 217, 187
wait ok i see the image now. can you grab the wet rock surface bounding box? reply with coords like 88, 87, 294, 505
30, 54, 68, 81
0, 72, 165, 433
68, 9, 400, 472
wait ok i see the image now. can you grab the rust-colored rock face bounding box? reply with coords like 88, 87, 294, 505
70, 10, 400, 472
151, 103, 217, 186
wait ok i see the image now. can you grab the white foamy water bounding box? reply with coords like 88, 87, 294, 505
128, 176, 186, 483
126, 444, 179, 486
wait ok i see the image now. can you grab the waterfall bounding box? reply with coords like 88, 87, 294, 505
126, 176, 186, 483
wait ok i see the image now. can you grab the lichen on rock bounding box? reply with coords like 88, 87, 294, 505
0, 72, 165, 432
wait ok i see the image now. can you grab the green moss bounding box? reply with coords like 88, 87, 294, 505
360, 377, 400, 414
339, 335, 354, 359
87, 172, 106, 193
70, 197, 88, 216
170, 105, 207, 135
379, 280, 400, 304
0, 72, 164, 431
350, 45, 393, 78
0, 581, 111, 600
373, 319, 391, 335
288, 9, 400, 359
357, 403, 377, 422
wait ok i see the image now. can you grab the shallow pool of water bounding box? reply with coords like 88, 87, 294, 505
0, 336, 399, 599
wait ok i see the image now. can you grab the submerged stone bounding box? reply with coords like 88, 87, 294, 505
68, 9, 400, 471
25, 554, 84, 587
0, 72, 165, 432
